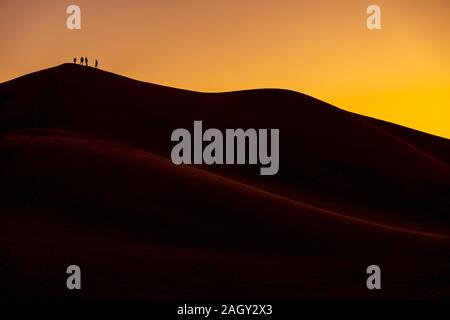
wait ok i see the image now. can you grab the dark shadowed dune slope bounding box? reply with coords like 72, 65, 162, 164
0, 64, 449, 299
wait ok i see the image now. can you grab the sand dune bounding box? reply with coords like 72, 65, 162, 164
0, 64, 449, 299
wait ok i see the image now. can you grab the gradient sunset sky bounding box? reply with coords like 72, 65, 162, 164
1, 0, 449, 138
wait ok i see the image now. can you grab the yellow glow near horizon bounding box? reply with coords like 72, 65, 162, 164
0, 0, 449, 138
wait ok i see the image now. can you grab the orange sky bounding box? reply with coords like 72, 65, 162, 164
1, 0, 449, 138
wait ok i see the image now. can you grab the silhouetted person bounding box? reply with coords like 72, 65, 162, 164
95, 59, 98, 68
73, 57, 77, 64
80, 57, 84, 65
85, 57, 88, 66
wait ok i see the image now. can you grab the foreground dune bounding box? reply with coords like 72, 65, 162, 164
0, 64, 449, 299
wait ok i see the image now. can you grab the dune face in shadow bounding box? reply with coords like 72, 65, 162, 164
0, 64, 449, 299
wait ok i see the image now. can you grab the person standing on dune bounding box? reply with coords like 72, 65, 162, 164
95, 59, 98, 68
80, 57, 84, 65
85, 57, 88, 66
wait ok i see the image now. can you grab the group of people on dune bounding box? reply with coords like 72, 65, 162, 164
73, 57, 98, 68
